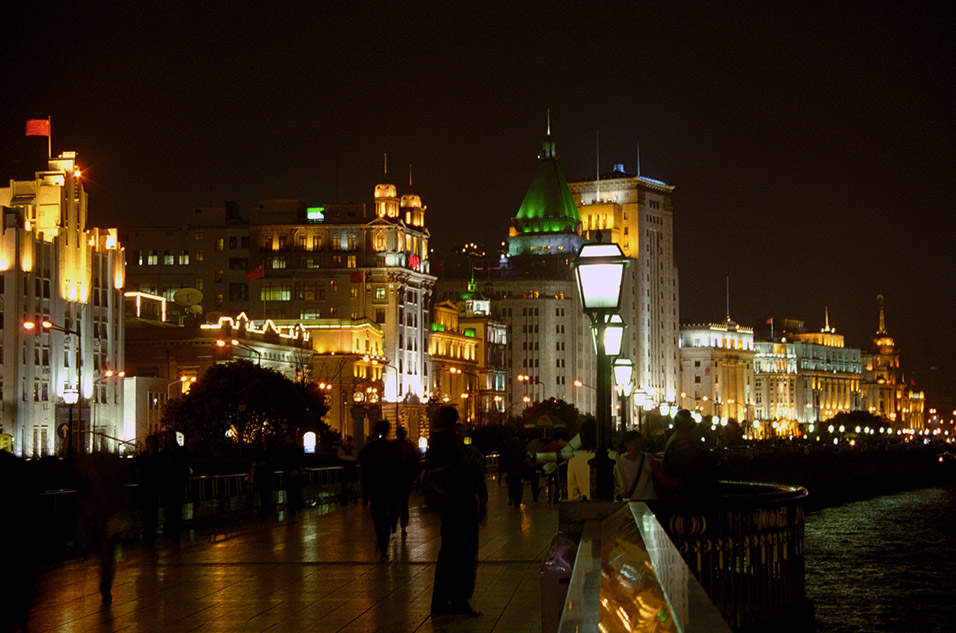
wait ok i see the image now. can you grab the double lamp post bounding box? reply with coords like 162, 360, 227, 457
572, 241, 630, 501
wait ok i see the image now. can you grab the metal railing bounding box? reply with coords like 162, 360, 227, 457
651, 481, 811, 631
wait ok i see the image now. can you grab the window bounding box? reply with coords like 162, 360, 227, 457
229, 258, 249, 270
347, 234, 357, 251
179, 250, 190, 265
215, 294, 224, 306
271, 257, 287, 269
215, 270, 224, 282
261, 282, 292, 301
375, 287, 386, 300
215, 238, 224, 251
350, 287, 358, 298
195, 230, 203, 240
330, 280, 338, 293
375, 309, 386, 323
147, 250, 158, 265
195, 278, 204, 291
195, 250, 204, 262
374, 232, 386, 251
229, 236, 238, 249
312, 235, 323, 250
295, 282, 325, 301
347, 255, 357, 268
229, 283, 248, 301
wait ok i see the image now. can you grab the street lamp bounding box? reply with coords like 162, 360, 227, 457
613, 357, 634, 430
217, 338, 262, 365
572, 241, 628, 500
25, 319, 81, 458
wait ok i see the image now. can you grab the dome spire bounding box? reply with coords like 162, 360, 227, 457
877, 294, 887, 335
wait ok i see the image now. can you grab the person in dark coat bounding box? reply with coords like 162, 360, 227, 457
251, 433, 278, 517
136, 434, 163, 546
279, 432, 304, 516
358, 420, 402, 558
500, 430, 526, 507
161, 430, 190, 543
663, 409, 716, 496
425, 406, 487, 617
392, 426, 420, 536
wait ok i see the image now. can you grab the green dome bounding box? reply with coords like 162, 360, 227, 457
513, 137, 581, 234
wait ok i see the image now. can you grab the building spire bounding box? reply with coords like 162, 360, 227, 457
595, 130, 600, 201
636, 143, 641, 177
409, 164, 413, 189
725, 276, 731, 323
877, 294, 887, 334
824, 306, 831, 332
547, 108, 551, 136
384, 152, 388, 177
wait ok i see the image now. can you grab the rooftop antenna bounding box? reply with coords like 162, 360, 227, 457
636, 143, 641, 178
877, 294, 887, 334
824, 306, 831, 332
547, 108, 551, 136
596, 130, 600, 201
409, 164, 413, 190
383, 152, 388, 177
725, 276, 731, 323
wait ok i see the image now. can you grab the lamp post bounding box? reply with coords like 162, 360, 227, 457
217, 338, 262, 365
25, 319, 81, 459
613, 358, 634, 431
572, 242, 628, 500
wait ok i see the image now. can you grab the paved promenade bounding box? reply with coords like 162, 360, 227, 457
28, 478, 559, 633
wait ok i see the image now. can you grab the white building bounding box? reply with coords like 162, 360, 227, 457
679, 320, 755, 421
568, 163, 681, 406
1, 152, 126, 457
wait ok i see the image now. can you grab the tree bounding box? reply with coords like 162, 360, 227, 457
513, 398, 584, 438
162, 361, 331, 456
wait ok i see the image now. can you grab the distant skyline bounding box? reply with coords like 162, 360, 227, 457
2, 1, 953, 404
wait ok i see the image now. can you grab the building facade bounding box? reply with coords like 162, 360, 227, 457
679, 320, 754, 421
1, 152, 126, 457
568, 163, 681, 406
860, 296, 925, 430
753, 318, 862, 429
124, 175, 436, 436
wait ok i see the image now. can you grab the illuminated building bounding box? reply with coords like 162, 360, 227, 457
0, 152, 126, 457
437, 129, 597, 417
124, 171, 435, 436
679, 319, 754, 421
568, 163, 681, 406
753, 314, 862, 426
456, 277, 508, 423
860, 296, 925, 430
428, 300, 480, 422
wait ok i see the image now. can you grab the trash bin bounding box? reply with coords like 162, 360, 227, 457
539, 531, 578, 633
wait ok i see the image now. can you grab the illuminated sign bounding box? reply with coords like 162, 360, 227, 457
307, 206, 325, 223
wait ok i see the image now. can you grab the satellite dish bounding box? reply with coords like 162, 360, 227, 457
186, 304, 204, 316
173, 288, 203, 307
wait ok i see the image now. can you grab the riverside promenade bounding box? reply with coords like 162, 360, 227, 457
28, 478, 558, 633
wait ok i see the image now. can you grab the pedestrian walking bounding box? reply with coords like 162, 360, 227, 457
161, 430, 190, 543
359, 420, 402, 558
280, 432, 305, 516
423, 406, 487, 617
393, 426, 420, 536
135, 434, 163, 546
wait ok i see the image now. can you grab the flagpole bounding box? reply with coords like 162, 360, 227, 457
47, 116, 51, 159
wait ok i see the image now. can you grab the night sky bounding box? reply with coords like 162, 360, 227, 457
2, 1, 954, 405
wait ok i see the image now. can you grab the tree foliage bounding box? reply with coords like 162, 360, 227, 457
513, 398, 584, 438
161, 361, 332, 455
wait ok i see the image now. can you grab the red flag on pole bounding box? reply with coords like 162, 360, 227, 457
246, 264, 264, 280
26, 119, 51, 137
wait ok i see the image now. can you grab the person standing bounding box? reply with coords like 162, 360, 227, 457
613, 431, 658, 501
337, 435, 359, 505
566, 419, 597, 500
161, 430, 190, 544
524, 430, 546, 502
280, 432, 305, 516
425, 406, 486, 617
136, 434, 163, 546
501, 430, 526, 507
392, 426, 420, 536
358, 420, 402, 558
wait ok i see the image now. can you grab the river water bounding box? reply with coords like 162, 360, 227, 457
805, 485, 956, 633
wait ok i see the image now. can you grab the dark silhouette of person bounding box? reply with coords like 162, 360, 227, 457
358, 420, 402, 558
426, 406, 487, 617
251, 433, 278, 517
136, 434, 163, 546
500, 430, 526, 507
392, 426, 420, 536
161, 430, 190, 543
337, 435, 359, 505
280, 432, 304, 516
76, 452, 128, 602
663, 409, 717, 496
524, 430, 546, 501
0, 451, 41, 631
